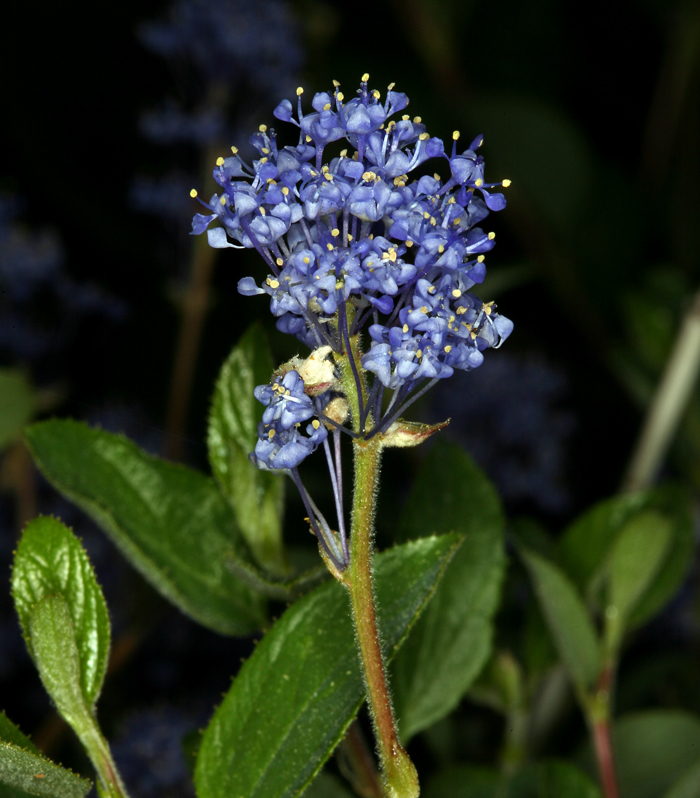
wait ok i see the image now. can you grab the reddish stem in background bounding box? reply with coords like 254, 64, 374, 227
592, 718, 619, 798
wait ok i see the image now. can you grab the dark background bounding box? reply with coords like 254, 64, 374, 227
1, 0, 699, 794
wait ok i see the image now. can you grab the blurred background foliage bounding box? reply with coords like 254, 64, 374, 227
1, 0, 700, 795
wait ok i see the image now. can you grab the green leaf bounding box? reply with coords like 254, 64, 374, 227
12, 517, 110, 708
584, 711, 700, 798
208, 323, 287, 575
558, 492, 650, 592
558, 485, 694, 630
0, 739, 91, 798
505, 761, 602, 798
606, 510, 673, 650
424, 766, 500, 798
519, 547, 600, 695
663, 758, 700, 798
28, 595, 92, 729
194, 534, 461, 798
0, 370, 34, 452
392, 443, 505, 740
24, 419, 266, 635
302, 772, 354, 798
0, 715, 39, 756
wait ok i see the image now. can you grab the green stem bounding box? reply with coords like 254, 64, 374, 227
347, 437, 419, 798
584, 666, 619, 798
621, 285, 700, 492
77, 720, 129, 798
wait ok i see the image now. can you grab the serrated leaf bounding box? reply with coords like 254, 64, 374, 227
208, 323, 287, 575
194, 534, 461, 798
607, 510, 673, 650
392, 442, 505, 740
12, 517, 110, 708
0, 739, 91, 798
0, 370, 35, 452
24, 420, 266, 635
519, 547, 600, 696
0, 715, 39, 756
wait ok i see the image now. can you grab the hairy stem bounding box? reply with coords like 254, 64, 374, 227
347, 437, 418, 798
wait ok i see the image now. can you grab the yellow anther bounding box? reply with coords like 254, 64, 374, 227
445, 345, 452, 353
336, 280, 344, 289
448, 196, 456, 203
420, 306, 429, 314
231, 146, 239, 155
502, 179, 512, 187
220, 196, 227, 205
347, 234, 353, 241
361, 72, 370, 82
488, 232, 496, 240
372, 89, 381, 99
312, 419, 320, 429
402, 324, 409, 333
388, 82, 395, 90
332, 228, 340, 237
306, 135, 313, 143
263, 148, 271, 155
260, 157, 268, 163
333, 79, 340, 87
267, 278, 280, 288
448, 315, 455, 323
438, 244, 445, 253
434, 173, 441, 181
456, 306, 467, 315
340, 149, 348, 157
268, 429, 276, 439
405, 240, 413, 247
323, 103, 331, 111
475, 178, 483, 187
282, 186, 289, 195
402, 114, 410, 121
416, 349, 423, 358
259, 124, 267, 132
327, 243, 334, 251
423, 211, 430, 219
427, 284, 436, 294
452, 130, 460, 140
190, 189, 198, 198
430, 217, 437, 226
452, 289, 462, 298
322, 165, 330, 172
414, 116, 422, 123
337, 92, 344, 102
362, 171, 377, 181
296, 87, 304, 96
303, 256, 311, 264
419, 132, 429, 141
352, 151, 359, 160
260, 207, 266, 215
477, 255, 485, 262
453, 217, 462, 225
484, 301, 494, 314
216, 156, 225, 166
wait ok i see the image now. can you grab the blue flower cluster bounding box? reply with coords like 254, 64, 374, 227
192, 76, 513, 391
250, 369, 327, 471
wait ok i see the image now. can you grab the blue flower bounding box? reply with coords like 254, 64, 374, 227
250, 370, 328, 471
193, 75, 513, 438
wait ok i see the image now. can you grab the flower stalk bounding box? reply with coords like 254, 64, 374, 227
347, 435, 418, 798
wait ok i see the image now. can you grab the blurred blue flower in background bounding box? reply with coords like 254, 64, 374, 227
431, 353, 575, 513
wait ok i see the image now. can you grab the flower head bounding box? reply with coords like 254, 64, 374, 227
193, 75, 513, 450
